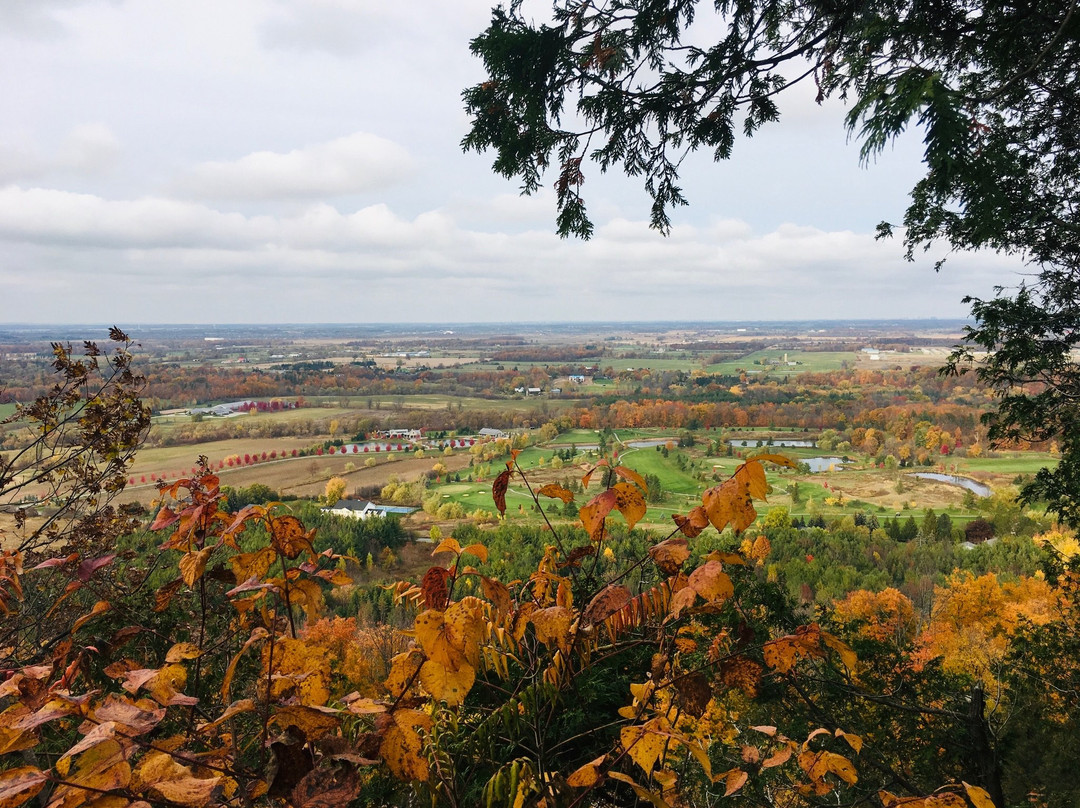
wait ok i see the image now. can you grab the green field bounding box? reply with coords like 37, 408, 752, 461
706, 350, 856, 376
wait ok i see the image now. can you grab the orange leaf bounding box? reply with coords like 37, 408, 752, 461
537, 484, 575, 504
649, 538, 689, 575
737, 459, 769, 500
72, 600, 111, 633
179, 547, 213, 587
580, 489, 616, 540
432, 538, 462, 557
761, 746, 792, 768
492, 468, 512, 515
752, 453, 798, 469
461, 543, 488, 563
722, 769, 748, 796
672, 507, 709, 538
687, 561, 734, 603
669, 587, 697, 620
613, 466, 648, 493
270, 515, 315, 560
612, 482, 647, 530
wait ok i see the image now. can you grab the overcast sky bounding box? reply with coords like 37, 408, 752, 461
0, 0, 1026, 325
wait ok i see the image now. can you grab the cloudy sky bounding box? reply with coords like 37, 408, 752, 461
1, 0, 1026, 324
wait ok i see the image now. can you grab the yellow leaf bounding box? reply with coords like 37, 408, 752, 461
567, 756, 606, 787
0, 767, 48, 808
556, 579, 573, 610
419, 659, 476, 706
179, 547, 213, 587
835, 729, 863, 754
822, 632, 858, 671
229, 546, 276, 583
737, 459, 769, 500
269, 515, 315, 560
220, 627, 267, 702
614, 466, 648, 493
270, 704, 342, 740
481, 576, 511, 618
165, 642, 202, 664
620, 723, 666, 774
607, 771, 670, 808
379, 709, 432, 782
531, 606, 573, 653
386, 650, 424, 699
963, 782, 997, 808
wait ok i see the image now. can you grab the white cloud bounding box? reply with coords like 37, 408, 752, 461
0, 185, 1025, 322
174, 132, 415, 200
0, 123, 119, 184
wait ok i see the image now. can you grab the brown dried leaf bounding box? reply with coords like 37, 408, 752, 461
290, 764, 361, 808
674, 672, 711, 719
582, 584, 631, 625
649, 538, 689, 575
492, 468, 512, 515
420, 567, 451, 612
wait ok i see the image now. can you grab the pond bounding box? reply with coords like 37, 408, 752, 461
910, 472, 991, 497
727, 439, 816, 448
804, 456, 847, 472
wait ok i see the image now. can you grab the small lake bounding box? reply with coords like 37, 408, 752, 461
910, 472, 991, 497
805, 456, 846, 472
728, 439, 816, 448
560, 438, 675, 450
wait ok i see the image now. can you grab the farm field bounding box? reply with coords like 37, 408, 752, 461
706, 349, 857, 375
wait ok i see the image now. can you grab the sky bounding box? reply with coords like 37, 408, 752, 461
0, 0, 1028, 325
